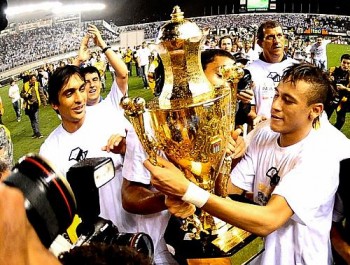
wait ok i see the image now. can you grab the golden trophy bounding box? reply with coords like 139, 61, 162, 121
122, 6, 263, 264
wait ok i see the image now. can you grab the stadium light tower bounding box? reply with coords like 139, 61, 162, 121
5, 1, 105, 17
5, 1, 62, 16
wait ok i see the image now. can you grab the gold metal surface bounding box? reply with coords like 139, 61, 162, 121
121, 6, 244, 240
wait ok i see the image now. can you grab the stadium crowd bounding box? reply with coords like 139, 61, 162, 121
2, 7, 350, 265
0, 12, 350, 75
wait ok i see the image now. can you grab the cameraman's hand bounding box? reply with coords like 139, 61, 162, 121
102, 134, 126, 155
0, 185, 61, 265
165, 195, 196, 219
87, 24, 106, 50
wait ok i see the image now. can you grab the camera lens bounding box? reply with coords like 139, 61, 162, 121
3, 154, 77, 247
78, 217, 154, 261
112, 232, 154, 260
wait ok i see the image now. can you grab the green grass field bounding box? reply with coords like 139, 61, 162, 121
1, 43, 350, 162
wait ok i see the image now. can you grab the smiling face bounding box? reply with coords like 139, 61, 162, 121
270, 78, 322, 146
258, 26, 285, 63
84, 72, 102, 106
52, 74, 87, 133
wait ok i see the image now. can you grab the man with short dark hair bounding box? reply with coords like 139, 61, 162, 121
218, 35, 233, 54
40, 65, 135, 234
247, 20, 298, 129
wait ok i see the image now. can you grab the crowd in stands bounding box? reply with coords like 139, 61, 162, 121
0, 22, 118, 73
1, 13, 350, 75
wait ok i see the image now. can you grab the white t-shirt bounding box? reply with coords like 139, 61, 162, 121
247, 57, 298, 118
88, 79, 125, 112
122, 127, 178, 264
310, 40, 331, 62
8, 84, 21, 103
39, 104, 137, 233
231, 121, 340, 265
137, 47, 151, 67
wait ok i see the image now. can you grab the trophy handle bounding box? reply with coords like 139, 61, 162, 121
215, 62, 246, 197
121, 97, 159, 165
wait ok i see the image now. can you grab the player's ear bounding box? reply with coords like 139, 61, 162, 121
309, 103, 323, 120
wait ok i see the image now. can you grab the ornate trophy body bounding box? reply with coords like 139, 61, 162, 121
122, 6, 263, 264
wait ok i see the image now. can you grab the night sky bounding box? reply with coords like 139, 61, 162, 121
6, 0, 350, 26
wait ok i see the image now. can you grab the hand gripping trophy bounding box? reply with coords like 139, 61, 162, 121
122, 6, 262, 262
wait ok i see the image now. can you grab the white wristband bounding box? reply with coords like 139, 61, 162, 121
181, 182, 210, 208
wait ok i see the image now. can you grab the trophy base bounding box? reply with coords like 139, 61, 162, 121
164, 195, 264, 265
186, 236, 264, 265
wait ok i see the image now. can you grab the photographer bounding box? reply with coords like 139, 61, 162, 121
0, 184, 61, 265
0, 184, 151, 265
328, 54, 350, 129
20, 74, 47, 139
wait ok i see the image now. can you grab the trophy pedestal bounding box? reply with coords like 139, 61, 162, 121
186, 236, 264, 265
165, 216, 264, 265
165, 195, 264, 265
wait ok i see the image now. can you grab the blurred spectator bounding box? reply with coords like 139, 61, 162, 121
8, 78, 21, 122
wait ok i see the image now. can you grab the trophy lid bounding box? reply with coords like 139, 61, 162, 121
156, 6, 202, 42
152, 6, 215, 110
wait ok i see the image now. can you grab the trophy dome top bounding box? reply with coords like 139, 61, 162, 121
156, 6, 202, 43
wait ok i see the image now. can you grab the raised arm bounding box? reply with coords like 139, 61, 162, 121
87, 24, 128, 96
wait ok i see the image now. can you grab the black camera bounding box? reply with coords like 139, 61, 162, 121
3, 154, 154, 260
237, 68, 252, 92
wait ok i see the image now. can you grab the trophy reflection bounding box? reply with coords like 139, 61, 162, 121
122, 6, 263, 263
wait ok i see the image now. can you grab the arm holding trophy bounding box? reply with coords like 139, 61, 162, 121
122, 6, 263, 264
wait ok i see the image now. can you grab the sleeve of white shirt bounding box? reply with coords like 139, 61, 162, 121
105, 80, 125, 111
122, 126, 151, 185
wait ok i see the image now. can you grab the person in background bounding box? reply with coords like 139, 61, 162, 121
328, 54, 350, 128
218, 35, 234, 54
136, 41, 151, 89
93, 54, 107, 92
0, 124, 13, 180
9, 78, 22, 122
75, 24, 128, 108
246, 20, 298, 130
123, 46, 133, 76
20, 74, 46, 138
310, 36, 340, 72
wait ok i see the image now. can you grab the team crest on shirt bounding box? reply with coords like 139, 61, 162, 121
69, 147, 88, 162
267, 72, 281, 83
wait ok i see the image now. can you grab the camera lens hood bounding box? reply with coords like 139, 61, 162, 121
3, 154, 77, 247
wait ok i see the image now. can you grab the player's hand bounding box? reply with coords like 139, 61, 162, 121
144, 156, 190, 197
165, 195, 195, 219
87, 24, 106, 49
102, 134, 126, 155
77, 34, 91, 62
